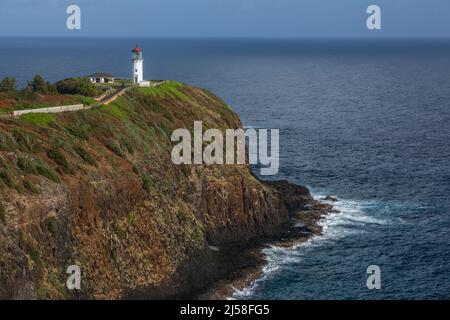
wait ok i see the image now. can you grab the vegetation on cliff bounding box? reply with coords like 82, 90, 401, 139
0, 75, 98, 115
55, 78, 104, 97
0, 81, 315, 299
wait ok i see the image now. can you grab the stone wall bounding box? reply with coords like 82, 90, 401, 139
12, 104, 87, 117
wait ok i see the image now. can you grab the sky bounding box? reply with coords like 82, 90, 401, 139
0, 0, 449, 38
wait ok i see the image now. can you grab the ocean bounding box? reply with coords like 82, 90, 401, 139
1, 38, 449, 299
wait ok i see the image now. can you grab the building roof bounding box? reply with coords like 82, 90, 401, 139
87, 73, 115, 78
132, 45, 142, 53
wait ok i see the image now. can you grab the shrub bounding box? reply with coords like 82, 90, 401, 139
0, 77, 17, 92
47, 149, 70, 172
0, 168, 14, 188
105, 141, 124, 157
55, 78, 102, 97
13, 130, 42, 153
36, 164, 60, 183
20, 234, 41, 267
73, 145, 96, 166
28, 75, 57, 94
66, 122, 91, 140
17, 231, 41, 267
0, 132, 16, 152
17, 157, 38, 175
142, 176, 151, 192
23, 180, 39, 194
44, 217, 58, 235
27, 244, 41, 266
120, 137, 134, 154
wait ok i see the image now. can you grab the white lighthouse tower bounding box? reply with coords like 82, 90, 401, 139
132, 45, 144, 83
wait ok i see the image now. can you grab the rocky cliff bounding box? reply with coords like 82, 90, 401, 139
0, 82, 321, 299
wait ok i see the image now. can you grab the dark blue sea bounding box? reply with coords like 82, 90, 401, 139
1, 38, 449, 299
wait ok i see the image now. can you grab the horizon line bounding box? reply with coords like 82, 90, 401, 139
0, 35, 450, 41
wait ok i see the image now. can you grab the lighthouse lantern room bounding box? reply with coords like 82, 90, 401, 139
132, 45, 144, 83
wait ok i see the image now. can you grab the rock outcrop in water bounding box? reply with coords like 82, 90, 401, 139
0, 81, 326, 299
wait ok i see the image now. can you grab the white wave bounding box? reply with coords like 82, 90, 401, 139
232, 191, 390, 299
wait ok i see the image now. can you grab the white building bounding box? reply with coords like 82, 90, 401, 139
88, 73, 115, 84
131, 45, 150, 87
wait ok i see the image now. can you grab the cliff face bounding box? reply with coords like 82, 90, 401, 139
0, 82, 313, 299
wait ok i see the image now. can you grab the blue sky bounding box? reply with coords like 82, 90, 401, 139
0, 0, 449, 38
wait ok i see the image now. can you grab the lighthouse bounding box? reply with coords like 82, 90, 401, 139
132, 45, 144, 83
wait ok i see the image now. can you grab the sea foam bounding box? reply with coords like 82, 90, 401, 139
232, 191, 389, 299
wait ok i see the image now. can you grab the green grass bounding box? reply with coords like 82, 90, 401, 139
127, 211, 136, 225
20, 113, 56, 127
73, 95, 96, 106
104, 103, 128, 120
138, 81, 190, 101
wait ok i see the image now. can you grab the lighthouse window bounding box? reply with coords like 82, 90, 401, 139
135, 69, 137, 72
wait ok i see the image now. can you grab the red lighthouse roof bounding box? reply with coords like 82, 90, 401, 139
132, 45, 142, 53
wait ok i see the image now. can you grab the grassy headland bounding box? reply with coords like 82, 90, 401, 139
0, 80, 325, 299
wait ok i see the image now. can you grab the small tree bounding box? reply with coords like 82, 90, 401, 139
29, 75, 57, 94
31, 75, 46, 92
0, 77, 17, 92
